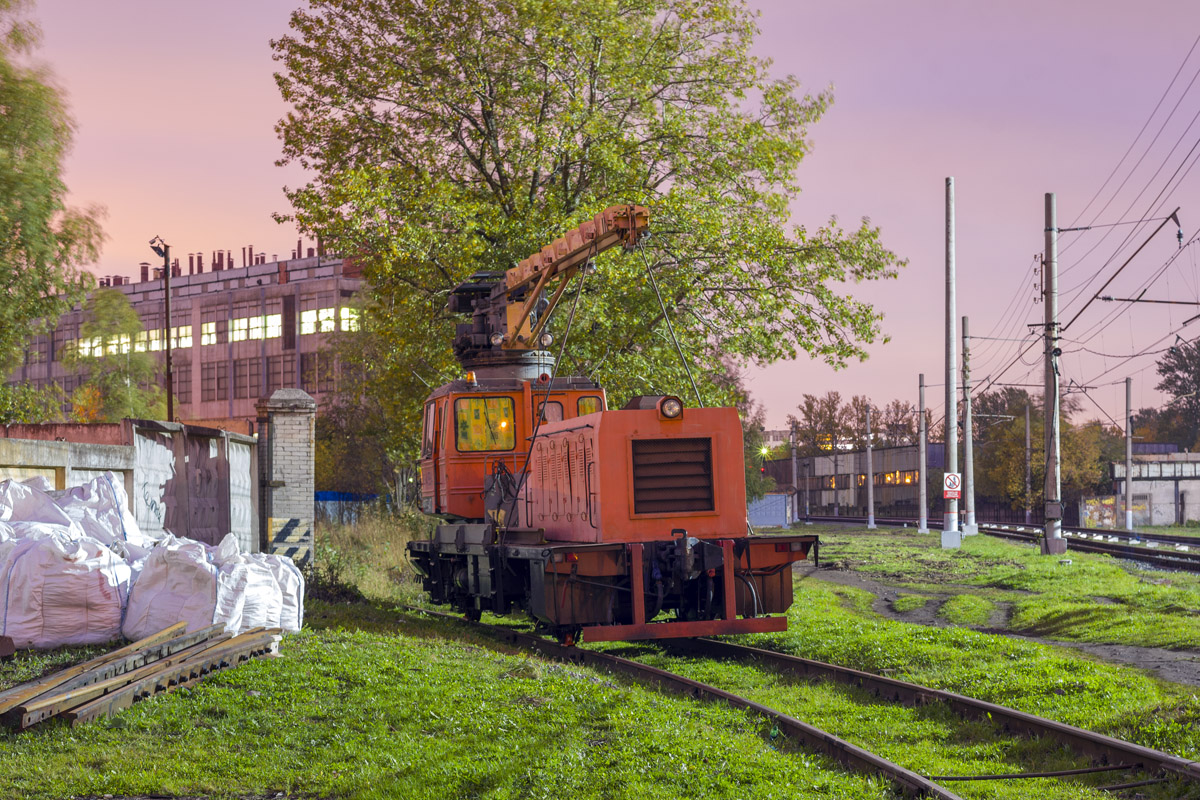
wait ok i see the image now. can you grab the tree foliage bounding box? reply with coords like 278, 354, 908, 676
786, 391, 919, 456
0, 0, 103, 373
65, 288, 165, 422
273, 0, 903, 461
973, 389, 1120, 509
0, 382, 60, 423
1154, 337, 1200, 448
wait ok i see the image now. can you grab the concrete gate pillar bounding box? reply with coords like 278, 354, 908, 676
256, 388, 316, 565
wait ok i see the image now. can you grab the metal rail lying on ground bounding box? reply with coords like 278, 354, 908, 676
0, 623, 281, 730
406, 606, 964, 799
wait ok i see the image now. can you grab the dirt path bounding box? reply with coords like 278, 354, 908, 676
801, 565, 1200, 687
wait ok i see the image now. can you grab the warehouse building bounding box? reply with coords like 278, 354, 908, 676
8, 249, 364, 428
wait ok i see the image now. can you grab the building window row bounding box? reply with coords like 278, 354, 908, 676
45, 306, 358, 360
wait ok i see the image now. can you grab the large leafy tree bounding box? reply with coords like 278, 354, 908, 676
0, 0, 103, 373
65, 289, 165, 422
273, 0, 903, 460
1155, 337, 1200, 448
974, 389, 1120, 509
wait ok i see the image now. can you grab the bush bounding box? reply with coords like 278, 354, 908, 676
306, 503, 433, 603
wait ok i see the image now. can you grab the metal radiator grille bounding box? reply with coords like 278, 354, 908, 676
631, 437, 714, 514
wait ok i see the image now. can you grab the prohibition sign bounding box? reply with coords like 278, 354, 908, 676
943, 472, 961, 499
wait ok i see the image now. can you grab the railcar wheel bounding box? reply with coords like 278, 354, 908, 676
464, 607, 482, 622
555, 627, 581, 647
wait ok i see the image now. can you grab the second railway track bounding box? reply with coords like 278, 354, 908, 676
800, 515, 1200, 572
407, 606, 1200, 799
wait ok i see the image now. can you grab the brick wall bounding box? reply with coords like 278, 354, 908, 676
256, 389, 316, 565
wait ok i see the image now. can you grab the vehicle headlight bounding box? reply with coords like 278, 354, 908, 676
660, 397, 683, 419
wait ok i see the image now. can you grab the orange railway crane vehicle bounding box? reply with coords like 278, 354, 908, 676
407, 205, 817, 643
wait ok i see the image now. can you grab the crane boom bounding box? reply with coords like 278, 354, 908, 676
447, 204, 649, 372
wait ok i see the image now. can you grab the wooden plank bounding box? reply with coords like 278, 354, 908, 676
34, 624, 227, 701
11, 635, 233, 729
0, 622, 187, 716
65, 631, 280, 727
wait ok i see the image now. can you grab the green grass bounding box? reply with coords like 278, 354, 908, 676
938, 594, 996, 626
624, 645, 1146, 800
2, 518, 1198, 798
0, 602, 892, 800
1142, 523, 1200, 539
890, 593, 929, 612
757, 580, 1200, 764
813, 526, 1200, 649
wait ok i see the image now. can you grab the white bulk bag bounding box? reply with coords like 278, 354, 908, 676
121, 536, 219, 640
0, 531, 132, 649
0, 480, 84, 540
123, 534, 305, 639
51, 472, 152, 551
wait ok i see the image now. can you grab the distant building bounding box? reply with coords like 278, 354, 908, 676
1109, 452, 1200, 526
8, 250, 364, 426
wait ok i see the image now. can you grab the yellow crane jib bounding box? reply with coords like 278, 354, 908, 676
446, 205, 649, 370
501, 205, 650, 351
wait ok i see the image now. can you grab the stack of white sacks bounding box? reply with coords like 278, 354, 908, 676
0, 473, 304, 649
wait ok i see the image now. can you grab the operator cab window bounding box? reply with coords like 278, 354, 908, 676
537, 401, 563, 423
454, 396, 516, 451
421, 402, 436, 458
577, 395, 603, 415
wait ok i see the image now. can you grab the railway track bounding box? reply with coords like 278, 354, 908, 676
800, 515, 1200, 572
408, 606, 1200, 798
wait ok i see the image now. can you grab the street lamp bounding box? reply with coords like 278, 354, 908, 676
149, 236, 173, 422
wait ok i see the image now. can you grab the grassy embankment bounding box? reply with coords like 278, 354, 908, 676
810, 524, 1200, 649
0, 516, 1196, 798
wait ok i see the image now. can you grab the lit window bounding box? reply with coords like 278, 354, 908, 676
318, 307, 336, 333
231, 318, 249, 342
577, 396, 603, 415
171, 326, 192, 349
148, 329, 162, 352
300, 310, 317, 335
265, 314, 282, 338
340, 307, 360, 331
201, 322, 217, 346
454, 396, 516, 451
133, 332, 147, 353
249, 315, 265, 340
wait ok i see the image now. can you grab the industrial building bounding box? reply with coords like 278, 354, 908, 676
1104, 451, 1200, 527
764, 444, 946, 520
8, 248, 363, 428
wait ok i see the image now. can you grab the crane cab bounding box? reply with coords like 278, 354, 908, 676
419, 374, 606, 520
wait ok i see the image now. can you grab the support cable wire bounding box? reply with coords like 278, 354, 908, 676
1062, 229, 1200, 348
500, 238, 599, 527
637, 241, 704, 407
1059, 31, 1200, 261
1058, 41, 1200, 282
1080, 316, 1200, 387
977, 226, 1197, 399
1057, 87, 1200, 305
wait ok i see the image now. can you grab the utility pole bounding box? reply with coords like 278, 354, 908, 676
1125, 376, 1134, 531
833, 449, 839, 517
790, 428, 799, 526
804, 460, 811, 524
919, 373, 929, 533
1042, 193, 1066, 554
962, 315, 977, 535
149, 236, 173, 423
944, 177, 961, 548
1025, 403, 1032, 526
866, 405, 876, 529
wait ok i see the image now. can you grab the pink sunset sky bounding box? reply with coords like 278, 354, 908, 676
32, 0, 1200, 431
